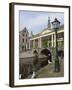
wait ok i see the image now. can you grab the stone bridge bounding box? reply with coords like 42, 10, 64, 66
20, 47, 64, 59
32, 48, 51, 54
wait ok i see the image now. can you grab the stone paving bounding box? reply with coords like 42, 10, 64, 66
36, 59, 64, 78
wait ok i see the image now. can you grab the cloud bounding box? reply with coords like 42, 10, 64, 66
25, 14, 48, 28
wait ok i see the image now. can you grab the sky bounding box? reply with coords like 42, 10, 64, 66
19, 10, 64, 35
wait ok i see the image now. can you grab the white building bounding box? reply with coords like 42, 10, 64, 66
29, 18, 64, 49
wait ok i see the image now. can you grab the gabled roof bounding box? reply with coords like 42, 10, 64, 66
19, 27, 28, 33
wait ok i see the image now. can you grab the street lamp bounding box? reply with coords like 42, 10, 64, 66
52, 18, 60, 72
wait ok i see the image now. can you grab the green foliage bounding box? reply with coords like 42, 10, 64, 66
42, 40, 48, 48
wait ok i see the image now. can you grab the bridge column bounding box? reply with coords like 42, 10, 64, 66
38, 38, 42, 48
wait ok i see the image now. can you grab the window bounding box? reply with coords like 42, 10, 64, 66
26, 39, 27, 43
22, 39, 24, 43
22, 33, 24, 36
26, 34, 27, 37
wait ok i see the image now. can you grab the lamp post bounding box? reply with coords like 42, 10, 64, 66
52, 18, 60, 72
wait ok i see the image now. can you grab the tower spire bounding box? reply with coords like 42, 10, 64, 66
48, 17, 51, 29
30, 31, 33, 37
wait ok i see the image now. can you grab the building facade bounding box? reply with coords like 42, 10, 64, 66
19, 27, 29, 51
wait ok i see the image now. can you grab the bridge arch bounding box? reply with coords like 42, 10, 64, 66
33, 50, 38, 54
40, 48, 52, 62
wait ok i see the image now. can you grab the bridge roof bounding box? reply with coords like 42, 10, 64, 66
30, 25, 64, 39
